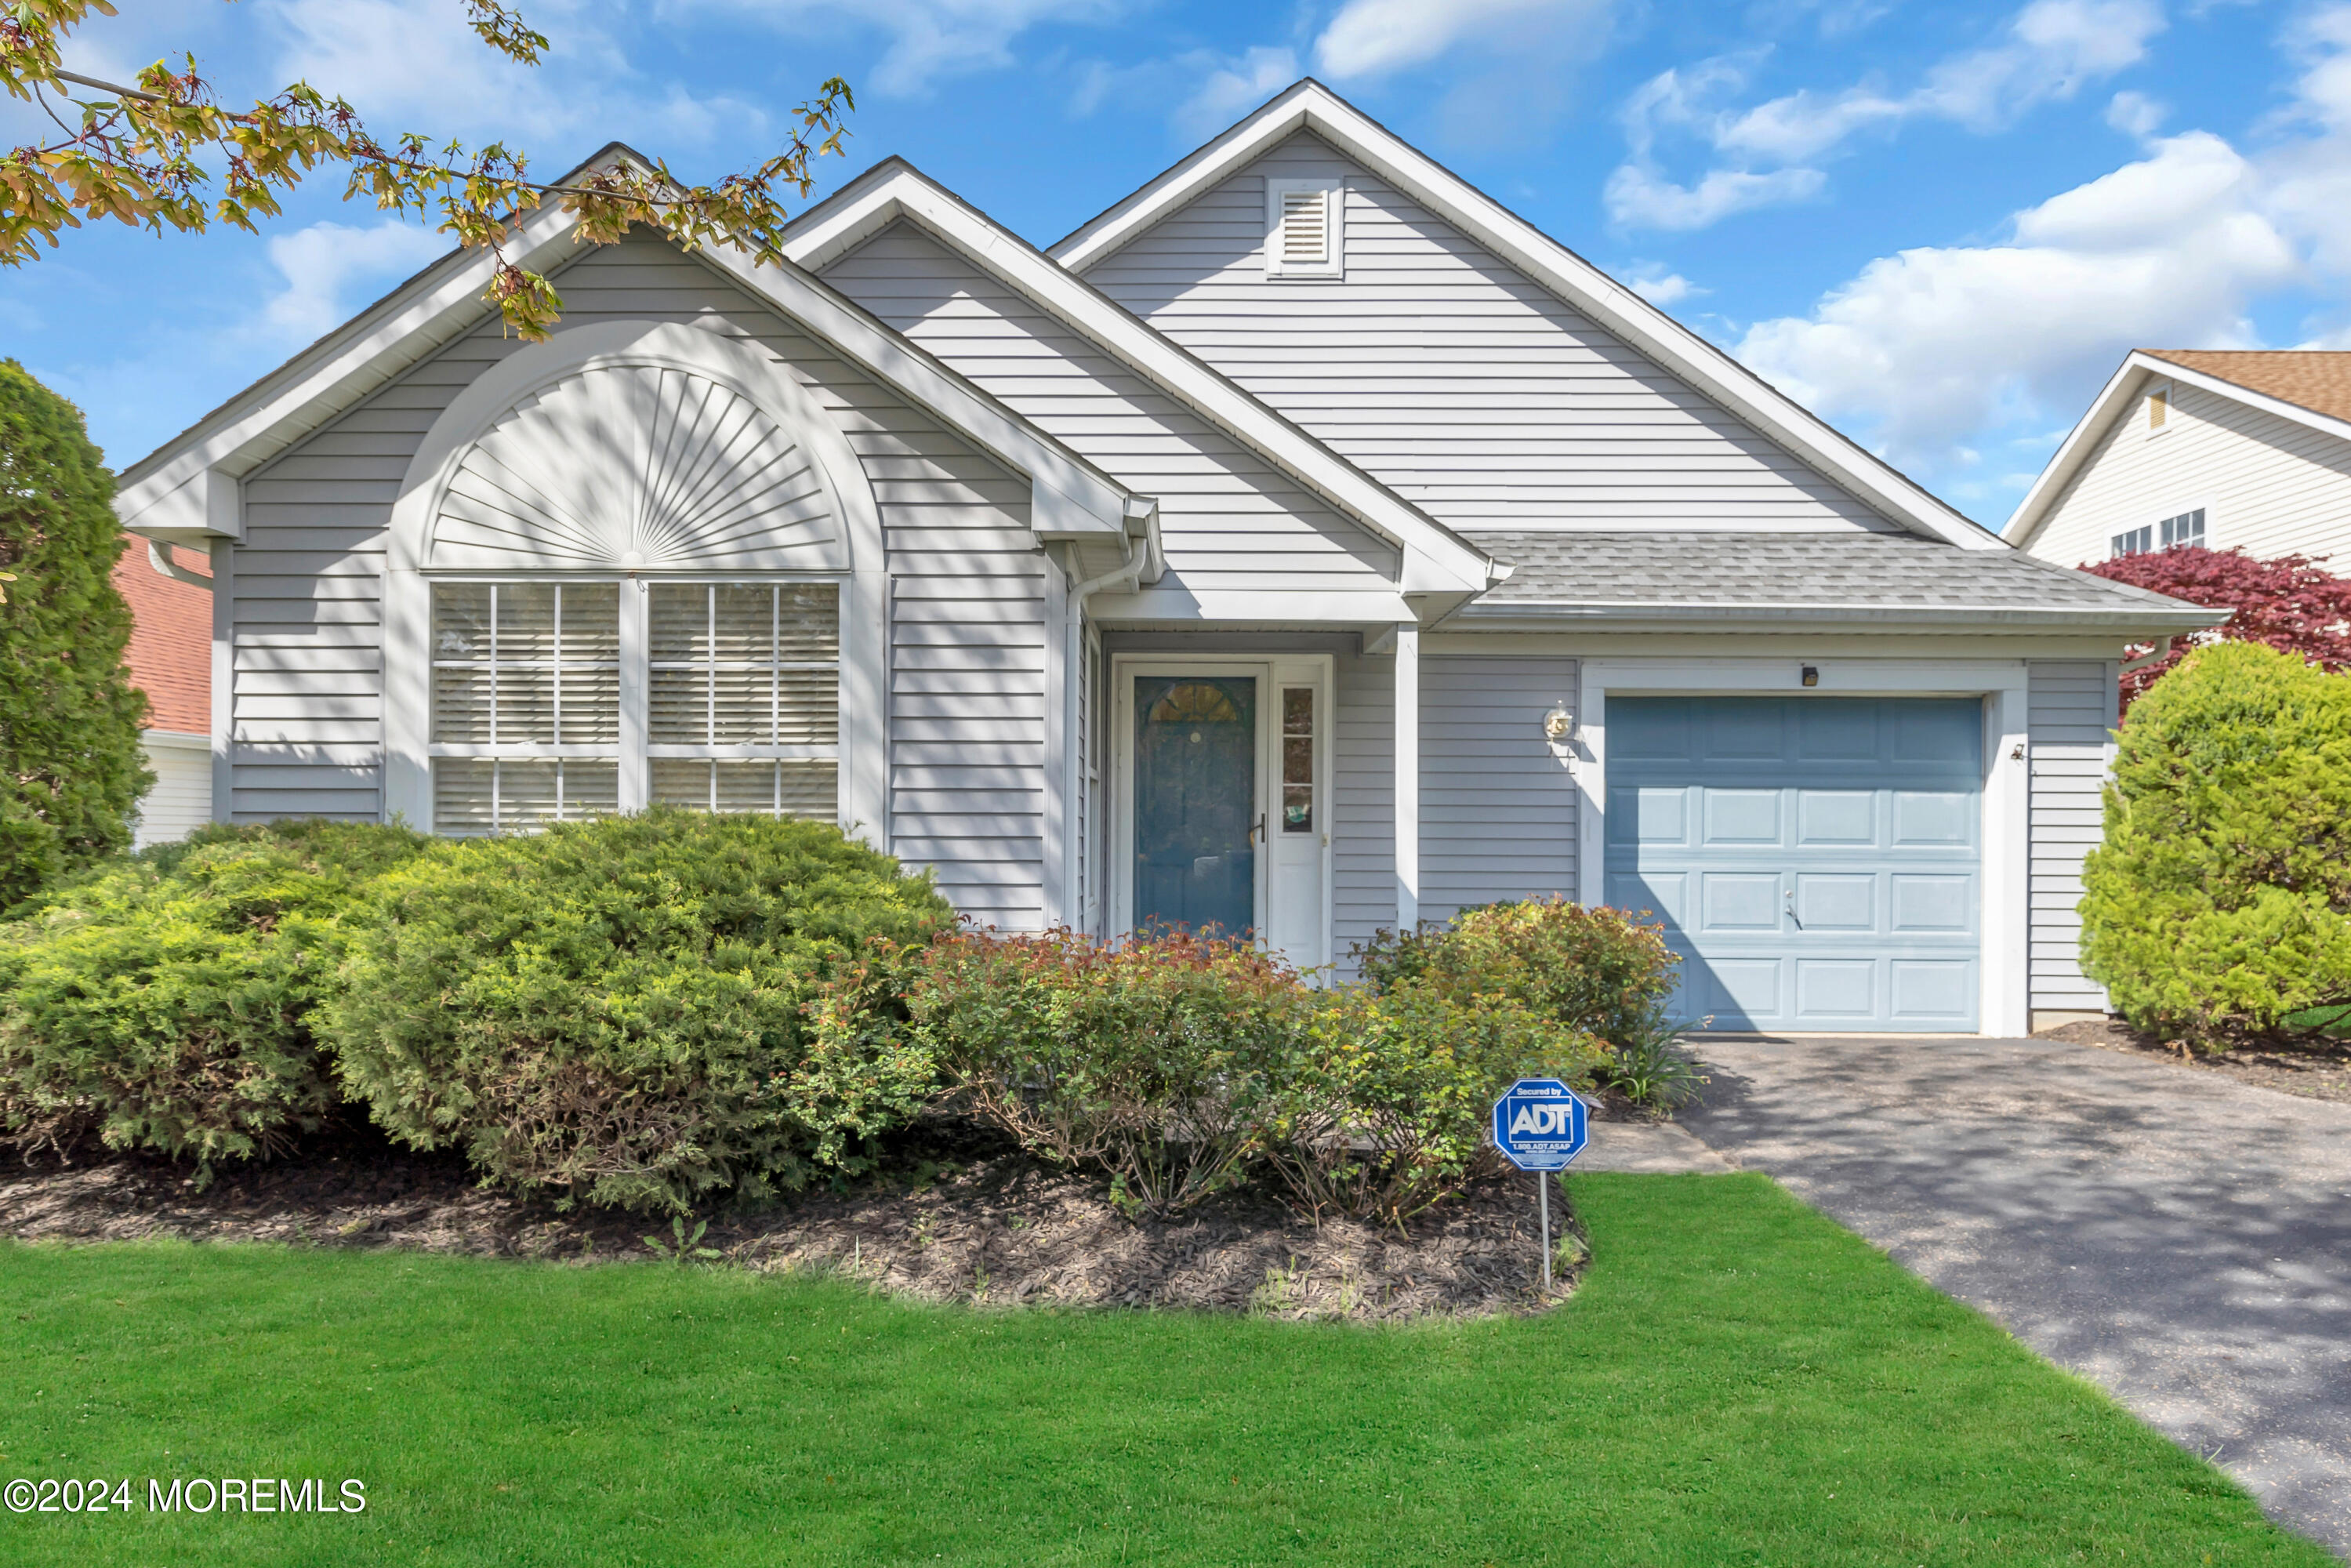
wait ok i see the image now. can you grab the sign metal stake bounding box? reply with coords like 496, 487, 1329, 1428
1539, 1171, 1551, 1291
1490, 1077, 1589, 1297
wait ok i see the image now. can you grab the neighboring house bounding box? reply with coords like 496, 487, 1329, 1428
111, 82, 2209, 1036
2008, 350, 2351, 571
111, 531, 213, 846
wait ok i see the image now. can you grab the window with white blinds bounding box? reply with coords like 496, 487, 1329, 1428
648, 582, 840, 816
431, 583, 620, 833
426, 579, 840, 833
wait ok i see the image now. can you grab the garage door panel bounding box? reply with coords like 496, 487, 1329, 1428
1798, 702, 1878, 759
1796, 873, 1874, 931
1701, 788, 1780, 845
1795, 959, 1876, 1020
1892, 874, 1973, 934
1796, 789, 1874, 845
1892, 790, 1973, 845
1605, 695, 1982, 1033
1890, 960, 1975, 1022
1700, 872, 1780, 932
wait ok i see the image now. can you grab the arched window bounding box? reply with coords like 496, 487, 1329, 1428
383, 321, 885, 838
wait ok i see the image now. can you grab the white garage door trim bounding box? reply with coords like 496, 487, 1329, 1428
1575, 659, 2030, 1037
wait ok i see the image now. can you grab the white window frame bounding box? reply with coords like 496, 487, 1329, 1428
383, 320, 887, 844
1572, 658, 2031, 1038
1264, 177, 1344, 280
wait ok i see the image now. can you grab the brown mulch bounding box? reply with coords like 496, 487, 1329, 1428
0, 1120, 1583, 1323
2036, 1017, 2351, 1105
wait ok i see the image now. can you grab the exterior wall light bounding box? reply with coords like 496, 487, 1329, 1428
1543, 702, 1576, 742
1801, 665, 1819, 688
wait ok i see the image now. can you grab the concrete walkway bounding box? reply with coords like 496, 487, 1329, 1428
1678, 1034, 2351, 1558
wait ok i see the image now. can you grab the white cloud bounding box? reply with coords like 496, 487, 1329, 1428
1312, 0, 1609, 80
1604, 163, 1825, 230
258, 220, 447, 343
1624, 267, 1703, 305
1609, 0, 2164, 231
1735, 132, 2298, 465
1171, 48, 1299, 141
702, 0, 1125, 96
2105, 89, 2167, 137
261, 0, 581, 135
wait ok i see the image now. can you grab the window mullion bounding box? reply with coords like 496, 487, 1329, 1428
619, 579, 649, 811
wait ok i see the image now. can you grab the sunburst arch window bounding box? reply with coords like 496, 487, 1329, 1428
383, 320, 887, 840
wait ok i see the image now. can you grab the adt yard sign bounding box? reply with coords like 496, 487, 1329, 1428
1492, 1078, 1590, 1171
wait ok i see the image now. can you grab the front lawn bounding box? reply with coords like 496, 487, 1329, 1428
0, 1173, 2320, 1566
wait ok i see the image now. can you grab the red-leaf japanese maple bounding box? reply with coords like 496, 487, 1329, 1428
2084, 546, 2351, 708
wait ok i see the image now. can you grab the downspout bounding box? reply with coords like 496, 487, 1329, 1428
1062, 501, 1157, 935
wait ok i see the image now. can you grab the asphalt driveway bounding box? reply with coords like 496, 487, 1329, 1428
1679, 1033, 2351, 1558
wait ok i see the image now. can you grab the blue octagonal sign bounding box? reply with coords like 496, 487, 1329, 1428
1492, 1078, 1590, 1172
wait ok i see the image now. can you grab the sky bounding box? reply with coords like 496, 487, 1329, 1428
5, 0, 2349, 530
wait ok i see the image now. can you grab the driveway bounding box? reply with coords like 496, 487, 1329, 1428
1679, 1034, 2351, 1558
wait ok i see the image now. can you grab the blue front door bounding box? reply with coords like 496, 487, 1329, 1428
1604, 696, 1983, 1032
1134, 676, 1257, 937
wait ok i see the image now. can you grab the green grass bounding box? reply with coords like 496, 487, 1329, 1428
0, 1173, 2320, 1566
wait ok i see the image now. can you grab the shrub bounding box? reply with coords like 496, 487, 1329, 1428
325, 809, 953, 1214
0, 821, 429, 1167
1262, 986, 1608, 1225
2080, 643, 2351, 1046
1355, 898, 1678, 1047
909, 927, 1304, 1215
2083, 545, 2351, 710
0, 361, 154, 910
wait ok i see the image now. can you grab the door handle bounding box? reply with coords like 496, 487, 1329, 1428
1247, 813, 1265, 845
1784, 878, 1803, 930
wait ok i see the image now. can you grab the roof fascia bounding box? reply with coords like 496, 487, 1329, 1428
1050, 81, 2002, 552
1454, 601, 2225, 633
2001, 354, 2150, 550
114, 198, 584, 534
782, 164, 1497, 597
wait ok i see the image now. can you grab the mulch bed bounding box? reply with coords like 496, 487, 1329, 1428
2037, 1017, 2351, 1105
0, 1117, 1584, 1323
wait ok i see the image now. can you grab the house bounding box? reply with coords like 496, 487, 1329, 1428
110, 81, 2211, 1036
2007, 350, 2351, 570
111, 531, 214, 846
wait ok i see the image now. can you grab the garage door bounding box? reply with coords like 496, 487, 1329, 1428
1603, 696, 1982, 1033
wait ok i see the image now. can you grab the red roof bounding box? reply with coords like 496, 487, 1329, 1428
111, 536, 210, 735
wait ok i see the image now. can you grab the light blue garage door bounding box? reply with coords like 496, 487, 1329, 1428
1603, 696, 1982, 1033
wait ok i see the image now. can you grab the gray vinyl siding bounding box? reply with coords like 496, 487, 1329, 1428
2027, 660, 2117, 1011
820, 222, 1400, 590
230, 231, 1050, 928
1083, 132, 1896, 536
1419, 657, 1578, 920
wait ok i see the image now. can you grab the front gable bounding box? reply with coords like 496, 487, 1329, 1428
1079, 131, 1903, 538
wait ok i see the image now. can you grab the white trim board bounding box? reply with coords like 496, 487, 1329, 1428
2005, 350, 2351, 551
1571, 658, 2031, 1037
1047, 79, 2002, 554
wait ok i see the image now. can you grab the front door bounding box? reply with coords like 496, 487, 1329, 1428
1132, 675, 1257, 938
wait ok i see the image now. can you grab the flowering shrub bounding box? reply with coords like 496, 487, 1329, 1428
2084, 546, 2351, 710
1264, 985, 1607, 1225
908, 927, 1304, 1215
1355, 898, 1678, 1046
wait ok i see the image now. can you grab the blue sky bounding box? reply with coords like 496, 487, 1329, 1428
6, 0, 2349, 528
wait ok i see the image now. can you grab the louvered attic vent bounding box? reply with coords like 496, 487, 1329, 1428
1266, 178, 1343, 279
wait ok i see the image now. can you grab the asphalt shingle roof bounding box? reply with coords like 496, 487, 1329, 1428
1460, 531, 2219, 622
2144, 350, 2351, 426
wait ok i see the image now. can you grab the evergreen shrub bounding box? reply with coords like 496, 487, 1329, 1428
0, 821, 428, 1166
2081, 642, 2351, 1046
325, 809, 953, 1214
0, 361, 154, 909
